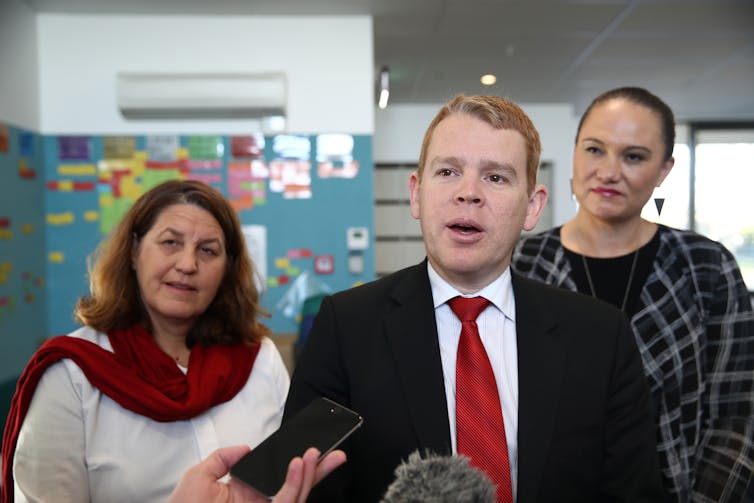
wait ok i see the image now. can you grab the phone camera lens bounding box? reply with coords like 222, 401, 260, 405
330, 408, 335, 413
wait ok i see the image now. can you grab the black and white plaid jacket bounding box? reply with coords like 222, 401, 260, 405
513, 225, 754, 503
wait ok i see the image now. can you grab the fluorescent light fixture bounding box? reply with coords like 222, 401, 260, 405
377, 66, 390, 109
378, 89, 390, 110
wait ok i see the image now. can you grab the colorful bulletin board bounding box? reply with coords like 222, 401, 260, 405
42, 132, 374, 338
0, 123, 373, 382
0, 125, 47, 381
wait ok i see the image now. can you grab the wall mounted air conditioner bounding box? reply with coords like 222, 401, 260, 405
116, 72, 287, 120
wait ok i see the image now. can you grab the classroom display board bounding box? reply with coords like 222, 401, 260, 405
0, 124, 374, 379
0, 125, 47, 380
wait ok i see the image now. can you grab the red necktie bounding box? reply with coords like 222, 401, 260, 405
449, 296, 513, 503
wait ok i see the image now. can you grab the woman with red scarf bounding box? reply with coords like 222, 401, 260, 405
2, 180, 291, 502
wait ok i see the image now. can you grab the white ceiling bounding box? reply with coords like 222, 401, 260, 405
26, 0, 754, 120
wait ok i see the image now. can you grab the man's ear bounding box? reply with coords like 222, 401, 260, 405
523, 184, 548, 232
408, 170, 421, 220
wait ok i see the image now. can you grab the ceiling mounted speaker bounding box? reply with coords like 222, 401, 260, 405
116, 72, 287, 120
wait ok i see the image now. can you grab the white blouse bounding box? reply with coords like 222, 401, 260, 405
12, 326, 290, 503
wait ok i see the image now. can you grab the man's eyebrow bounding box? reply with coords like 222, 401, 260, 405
429, 155, 465, 168
429, 156, 519, 178
481, 159, 517, 173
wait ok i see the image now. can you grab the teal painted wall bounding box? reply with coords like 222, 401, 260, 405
0, 126, 374, 380
0, 125, 47, 381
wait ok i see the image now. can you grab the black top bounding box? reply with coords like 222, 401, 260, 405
562, 227, 660, 318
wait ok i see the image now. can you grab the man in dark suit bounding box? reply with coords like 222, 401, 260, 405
283, 95, 666, 502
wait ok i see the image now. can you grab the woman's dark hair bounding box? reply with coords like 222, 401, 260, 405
576, 86, 676, 160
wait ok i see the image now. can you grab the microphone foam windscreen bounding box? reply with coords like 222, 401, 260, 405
380, 451, 496, 503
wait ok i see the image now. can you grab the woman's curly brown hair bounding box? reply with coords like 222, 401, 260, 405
75, 179, 269, 347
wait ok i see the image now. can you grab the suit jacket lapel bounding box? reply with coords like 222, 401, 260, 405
383, 262, 453, 455
378, 266, 567, 492
513, 273, 566, 503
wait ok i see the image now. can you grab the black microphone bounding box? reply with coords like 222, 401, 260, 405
380, 451, 496, 503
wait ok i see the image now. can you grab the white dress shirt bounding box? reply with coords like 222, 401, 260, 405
12, 325, 290, 503
428, 262, 519, 497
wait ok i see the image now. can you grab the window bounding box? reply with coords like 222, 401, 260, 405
646, 124, 754, 291
694, 126, 754, 291
640, 143, 690, 229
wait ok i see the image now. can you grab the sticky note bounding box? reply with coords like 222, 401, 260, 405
275, 258, 290, 269
48, 252, 64, 263
46, 212, 75, 225
58, 164, 97, 176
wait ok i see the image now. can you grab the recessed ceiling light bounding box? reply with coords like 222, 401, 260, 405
480, 74, 497, 86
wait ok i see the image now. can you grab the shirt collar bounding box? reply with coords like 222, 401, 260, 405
427, 261, 516, 322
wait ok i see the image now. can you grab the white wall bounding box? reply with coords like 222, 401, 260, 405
37, 14, 374, 135
374, 103, 578, 226
0, 0, 40, 129
525, 103, 578, 225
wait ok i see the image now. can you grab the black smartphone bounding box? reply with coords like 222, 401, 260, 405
229, 396, 363, 498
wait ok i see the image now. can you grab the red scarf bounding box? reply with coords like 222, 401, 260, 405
1, 324, 259, 503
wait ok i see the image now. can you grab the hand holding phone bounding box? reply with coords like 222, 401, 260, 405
230, 397, 362, 499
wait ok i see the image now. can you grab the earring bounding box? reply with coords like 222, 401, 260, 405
651, 184, 666, 217
654, 198, 665, 216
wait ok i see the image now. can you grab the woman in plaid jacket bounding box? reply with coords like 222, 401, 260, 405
512, 86, 753, 502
